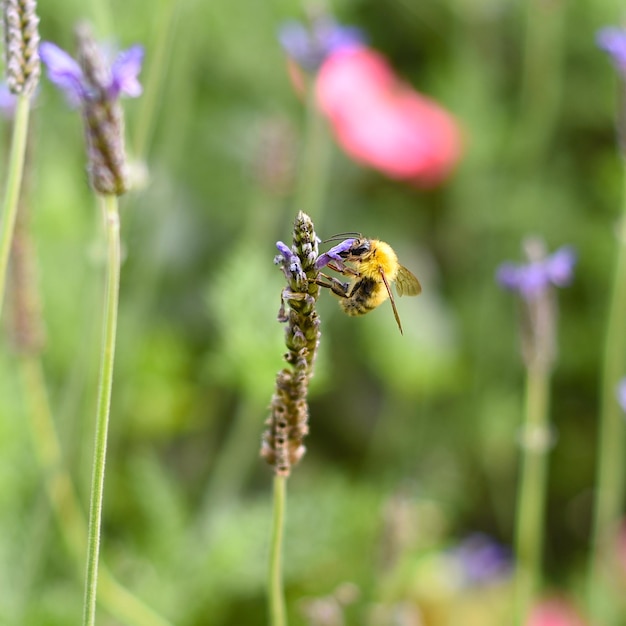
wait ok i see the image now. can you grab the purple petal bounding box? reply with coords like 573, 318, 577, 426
39, 41, 85, 106
545, 246, 577, 287
597, 27, 626, 72
497, 262, 548, 298
517, 264, 551, 297
496, 263, 523, 291
110, 45, 144, 99
315, 238, 357, 270
276, 241, 294, 260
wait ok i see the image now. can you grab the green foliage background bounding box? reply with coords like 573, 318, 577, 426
0, 0, 623, 624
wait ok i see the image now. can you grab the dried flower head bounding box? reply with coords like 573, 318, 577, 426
39, 24, 143, 195
2, 0, 40, 96
261, 212, 321, 476
497, 239, 576, 370
8, 197, 45, 354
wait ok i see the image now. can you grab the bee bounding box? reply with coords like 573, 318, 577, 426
315, 235, 422, 334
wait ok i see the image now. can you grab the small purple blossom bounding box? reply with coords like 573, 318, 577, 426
39, 40, 143, 106
278, 17, 364, 72
617, 378, 626, 413
597, 27, 626, 75
315, 238, 357, 270
275, 241, 301, 271
496, 246, 577, 299
0, 83, 18, 118
449, 533, 512, 587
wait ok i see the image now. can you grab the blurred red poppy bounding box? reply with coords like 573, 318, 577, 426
315, 47, 462, 187
527, 599, 588, 626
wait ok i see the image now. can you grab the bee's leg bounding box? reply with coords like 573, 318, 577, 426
315, 273, 351, 299
326, 261, 360, 279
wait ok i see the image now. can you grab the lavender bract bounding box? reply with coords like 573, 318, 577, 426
278, 17, 364, 72
39, 27, 144, 196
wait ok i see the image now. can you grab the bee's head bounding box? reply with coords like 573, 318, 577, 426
340, 238, 371, 260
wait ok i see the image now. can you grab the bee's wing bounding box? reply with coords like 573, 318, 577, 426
379, 269, 404, 335
396, 265, 422, 297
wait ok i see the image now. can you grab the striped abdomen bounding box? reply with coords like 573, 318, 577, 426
339, 277, 388, 317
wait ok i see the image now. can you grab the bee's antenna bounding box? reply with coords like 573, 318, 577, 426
323, 232, 362, 243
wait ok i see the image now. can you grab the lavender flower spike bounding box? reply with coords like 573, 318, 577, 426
40, 25, 144, 195
3, 0, 40, 96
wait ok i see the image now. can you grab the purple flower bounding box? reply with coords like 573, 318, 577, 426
39, 40, 143, 106
315, 238, 357, 270
450, 533, 512, 587
496, 246, 577, 299
278, 17, 364, 72
617, 378, 626, 413
597, 27, 626, 75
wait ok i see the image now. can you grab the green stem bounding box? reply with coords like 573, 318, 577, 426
587, 167, 626, 624
83, 194, 121, 626
0, 94, 31, 318
293, 82, 332, 227
513, 362, 550, 626
20, 355, 172, 626
269, 475, 287, 626
201, 397, 262, 514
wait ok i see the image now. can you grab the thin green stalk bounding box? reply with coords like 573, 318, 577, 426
587, 169, 626, 624
513, 362, 550, 626
201, 397, 262, 513
515, 0, 566, 166
83, 193, 121, 626
293, 82, 332, 226
0, 94, 31, 317
132, 0, 181, 160
20, 356, 88, 563
20, 355, 173, 626
269, 475, 287, 626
